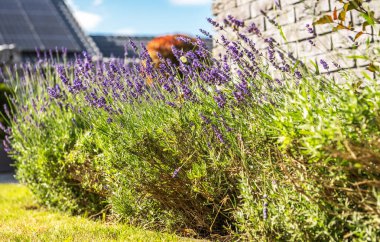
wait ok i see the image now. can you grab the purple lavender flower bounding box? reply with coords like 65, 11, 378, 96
192, 59, 202, 69
97, 97, 107, 108
238, 33, 250, 43
237, 79, 250, 96
181, 84, 193, 100
56, 65, 68, 85
267, 47, 275, 63
227, 42, 243, 60
214, 91, 227, 108
220, 35, 230, 46
72, 79, 86, 92
129, 40, 138, 52
175, 35, 192, 44
280, 64, 290, 73
264, 37, 276, 47
47, 85, 61, 99
163, 83, 173, 93
227, 15, 244, 28
199, 29, 213, 38
172, 167, 181, 178
222, 62, 230, 72
212, 125, 225, 144
166, 102, 176, 108
233, 91, 244, 102
263, 202, 268, 220
294, 70, 302, 79
0, 122, 6, 132
200, 113, 211, 124
247, 22, 261, 36
3, 138, 11, 153
3, 104, 10, 119
62, 47, 67, 57
207, 17, 223, 30
320, 59, 329, 71
333, 61, 341, 68
308, 39, 316, 46
306, 24, 314, 34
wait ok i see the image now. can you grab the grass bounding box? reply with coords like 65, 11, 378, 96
0, 184, 200, 242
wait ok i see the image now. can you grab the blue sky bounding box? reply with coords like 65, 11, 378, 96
66, 0, 213, 37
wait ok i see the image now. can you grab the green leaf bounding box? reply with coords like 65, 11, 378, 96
367, 63, 379, 73
314, 15, 334, 25
310, 60, 319, 74
260, 72, 273, 81
346, 2, 358, 11
361, 71, 372, 81
362, 21, 370, 31
361, 13, 375, 25
347, 55, 367, 60
291, 60, 300, 73
347, 0, 363, 11
278, 26, 287, 42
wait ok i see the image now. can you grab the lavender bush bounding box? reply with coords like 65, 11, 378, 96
1, 55, 108, 214
2, 15, 379, 240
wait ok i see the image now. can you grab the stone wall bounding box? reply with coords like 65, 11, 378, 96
212, 0, 379, 76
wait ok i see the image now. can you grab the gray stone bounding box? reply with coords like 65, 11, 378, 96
212, 0, 225, 14
250, 0, 275, 19
227, 4, 251, 20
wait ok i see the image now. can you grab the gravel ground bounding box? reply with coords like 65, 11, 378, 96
0, 173, 17, 183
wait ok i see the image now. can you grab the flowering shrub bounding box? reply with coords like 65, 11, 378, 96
146, 34, 196, 66
3, 14, 380, 240
1, 58, 106, 214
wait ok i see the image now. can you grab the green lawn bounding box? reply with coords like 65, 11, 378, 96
0, 184, 200, 242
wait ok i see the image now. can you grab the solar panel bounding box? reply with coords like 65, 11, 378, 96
20, 0, 52, 12
0, 0, 87, 52
0, 11, 41, 48
0, 0, 19, 11
91, 36, 155, 58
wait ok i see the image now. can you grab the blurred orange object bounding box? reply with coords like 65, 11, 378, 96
146, 34, 195, 67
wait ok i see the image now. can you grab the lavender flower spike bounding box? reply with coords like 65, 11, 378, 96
172, 167, 181, 178
320, 59, 329, 71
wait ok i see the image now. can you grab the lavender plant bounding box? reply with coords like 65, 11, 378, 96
3, 15, 379, 241
2, 54, 107, 214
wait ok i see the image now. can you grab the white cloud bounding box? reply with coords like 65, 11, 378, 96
93, 0, 103, 6
65, 0, 78, 9
116, 28, 136, 35
74, 11, 102, 31
169, 0, 211, 5
65, 0, 102, 31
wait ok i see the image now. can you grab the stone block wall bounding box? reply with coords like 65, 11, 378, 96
212, 0, 379, 76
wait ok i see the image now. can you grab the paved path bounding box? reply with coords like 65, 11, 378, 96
0, 173, 17, 183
